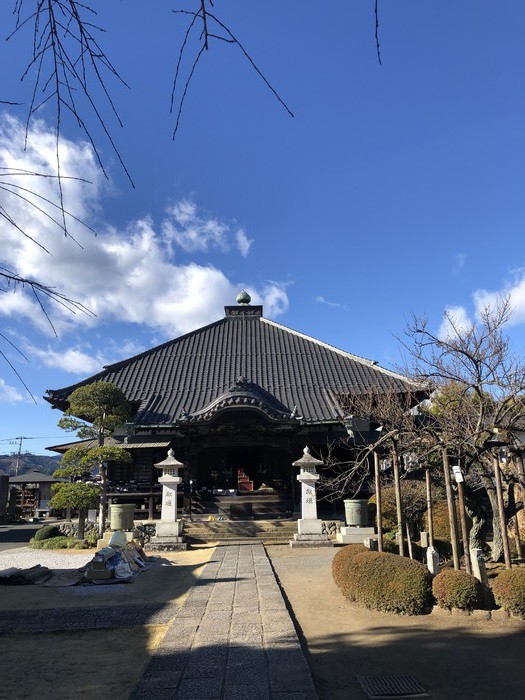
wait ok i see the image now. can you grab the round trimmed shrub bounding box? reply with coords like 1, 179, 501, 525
33, 524, 61, 542
432, 569, 483, 611
493, 568, 525, 618
332, 544, 367, 592
333, 548, 433, 615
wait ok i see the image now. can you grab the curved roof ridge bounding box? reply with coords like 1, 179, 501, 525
260, 317, 418, 387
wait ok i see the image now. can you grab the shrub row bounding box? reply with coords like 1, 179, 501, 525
30, 536, 93, 550
334, 545, 525, 617
333, 545, 433, 615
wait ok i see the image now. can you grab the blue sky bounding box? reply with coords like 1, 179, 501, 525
0, 1, 524, 456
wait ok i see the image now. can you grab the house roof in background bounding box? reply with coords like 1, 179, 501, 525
9, 470, 58, 483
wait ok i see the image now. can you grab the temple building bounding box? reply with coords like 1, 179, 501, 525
46, 292, 415, 520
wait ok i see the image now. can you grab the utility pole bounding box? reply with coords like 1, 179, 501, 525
13, 436, 27, 476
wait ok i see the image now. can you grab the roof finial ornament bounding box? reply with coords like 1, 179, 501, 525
236, 290, 251, 305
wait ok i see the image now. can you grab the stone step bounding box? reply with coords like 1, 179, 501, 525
182, 518, 298, 543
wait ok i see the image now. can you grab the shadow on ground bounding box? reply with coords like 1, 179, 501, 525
0, 547, 214, 699
303, 625, 525, 699
268, 544, 525, 700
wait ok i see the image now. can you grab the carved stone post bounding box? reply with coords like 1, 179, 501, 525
149, 449, 188, 551
290, 446, 332, 548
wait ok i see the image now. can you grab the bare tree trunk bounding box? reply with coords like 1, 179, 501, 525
486, 485, 503, 561
99, 463, 108, 537
493, 454, 512, 569
512, 516, 522, 559
468, 511, 486, 550
78, 508, 86, 540
374, 451, 383, 552
98, 423, 107, 537
442, 448, 460, 570
515, 452, 525, 495
391, 441, 405, 557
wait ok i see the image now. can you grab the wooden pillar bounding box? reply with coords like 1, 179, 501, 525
493, 454, 512, 569
442, 448, 460, 570
425, 467, 434, 547
391, 441, 405, 557
457, 479, 472, 575
373, 451, 383, 552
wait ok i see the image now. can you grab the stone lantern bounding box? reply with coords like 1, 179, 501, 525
149, 448, 187, 550
290, 446, 332, 548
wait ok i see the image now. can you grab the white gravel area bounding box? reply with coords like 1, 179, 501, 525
0, 547, 92, 572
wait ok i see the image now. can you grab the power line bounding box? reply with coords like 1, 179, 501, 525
0, 435, 65, 442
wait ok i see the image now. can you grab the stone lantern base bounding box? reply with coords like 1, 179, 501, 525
289, 518, 333, 548
146, 520, 188, 551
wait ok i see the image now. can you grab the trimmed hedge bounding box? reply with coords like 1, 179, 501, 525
30, 536, 92, 550
432, 569, 483, 611
33, 524, 61, 542
493, 568, 525, 618
332, 544, 367, 592
333, 547, 433, 615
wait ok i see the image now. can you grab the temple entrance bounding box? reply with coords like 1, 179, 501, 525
196, 445, 290, 492
191, 445, 294, 519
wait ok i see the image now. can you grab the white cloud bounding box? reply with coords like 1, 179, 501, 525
0, 378, 24, 403
24, 344, 107, 375
235, 229, 253, 257
162, 198, 229, 253
452, 253, 466, 276
260, 284, 289, 317
473, 270, 525, 326
438, 305, 473, 340
0, 116, 287, 340
315, 295, 347, 310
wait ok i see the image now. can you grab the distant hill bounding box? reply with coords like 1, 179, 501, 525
0, 453, 61, 477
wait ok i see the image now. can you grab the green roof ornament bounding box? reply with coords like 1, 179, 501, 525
236, 290, 251, 305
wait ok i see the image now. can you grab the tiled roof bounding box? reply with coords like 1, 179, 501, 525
45, 306, 417, 425
47, 437, 171, 454
10, 470, 58, 483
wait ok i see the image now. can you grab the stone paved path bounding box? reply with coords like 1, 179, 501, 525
130, 544, 318, 700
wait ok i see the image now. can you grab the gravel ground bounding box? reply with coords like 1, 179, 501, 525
0, 546, 93, 572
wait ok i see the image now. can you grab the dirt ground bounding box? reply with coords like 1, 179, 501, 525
0, 546, 214, 700
0, 546, 213, 611
268, 545, 525, 700
3, 543, 525, 699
